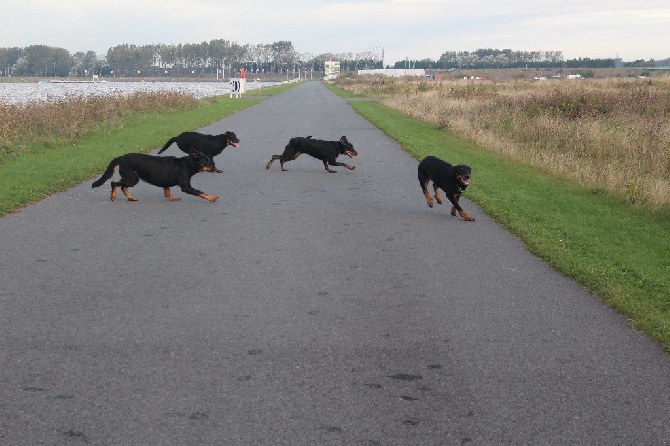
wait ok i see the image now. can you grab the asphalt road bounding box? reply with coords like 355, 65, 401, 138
1, 81, 668, 445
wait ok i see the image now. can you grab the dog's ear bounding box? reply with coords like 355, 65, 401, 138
339, 136, 348, 144
189, 150, 200, 159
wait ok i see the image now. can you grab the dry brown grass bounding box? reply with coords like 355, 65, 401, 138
0, 91, 200, 161
337, 75, 670, 207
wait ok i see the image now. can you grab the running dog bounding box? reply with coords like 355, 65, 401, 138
92, 151, 218, 202
417, 155, 474, 221
265, 136, 357, 173
158, 131, 240, 172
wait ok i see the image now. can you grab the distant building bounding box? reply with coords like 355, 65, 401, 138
324, 61, 340, 80
615, 57, 624, 68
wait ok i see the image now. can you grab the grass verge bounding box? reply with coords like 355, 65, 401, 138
0, 83, 295, 216
329, 85, 670, 353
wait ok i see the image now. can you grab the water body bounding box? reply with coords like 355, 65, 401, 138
0, 80, 281, 104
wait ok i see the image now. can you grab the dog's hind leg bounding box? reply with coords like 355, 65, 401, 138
280, 151, 301, 171
109, 184, 118, 201
433, 184, 443, 205
420, 179, 434, 208
121, 186, 138, 201
418, 163, 434, 208
163, 188, 181, 201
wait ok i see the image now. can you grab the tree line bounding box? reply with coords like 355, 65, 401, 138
0, 40, 384, 79
396, 48, 667, 70
0, 41, 665, 79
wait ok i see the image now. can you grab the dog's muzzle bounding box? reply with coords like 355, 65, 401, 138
456, 176, 470, 191
346, 150, 357, 158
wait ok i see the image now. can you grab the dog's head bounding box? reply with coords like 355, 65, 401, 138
224, 131, 240, 148
190, 150, 217, 172
454, 164, 472, 191
338, 136, 358, 158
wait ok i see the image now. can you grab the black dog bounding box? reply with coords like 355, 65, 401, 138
92, 151, 218, 202
266, 136, 357, 173
158, 131, 240, 172
417, 156, 474, 221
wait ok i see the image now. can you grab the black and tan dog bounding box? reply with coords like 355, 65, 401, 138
158, 131, 240, 172
417, 155, 474, 221
92, 151, 218, 202
266, 136, 357, 173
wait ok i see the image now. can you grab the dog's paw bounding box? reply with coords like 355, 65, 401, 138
459, 211, 475, 221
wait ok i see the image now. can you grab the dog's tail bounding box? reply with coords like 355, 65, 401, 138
157, 137, 177, 154
91, 157, 121, 188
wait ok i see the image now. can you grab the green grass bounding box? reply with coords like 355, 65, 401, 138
0, 83, 295, 216
331, 87, 670, 353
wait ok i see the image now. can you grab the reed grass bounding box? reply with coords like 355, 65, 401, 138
337, 76, 670, 207
0, 91, 202, 162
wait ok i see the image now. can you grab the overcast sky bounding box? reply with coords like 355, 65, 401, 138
3, 0, 669, 64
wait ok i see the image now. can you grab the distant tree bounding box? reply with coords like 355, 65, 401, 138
0, 47, 21, 76
71, 50, 101, 77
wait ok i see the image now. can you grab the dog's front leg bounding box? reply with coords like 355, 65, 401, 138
323, 161, 338, 173
448, 193, 475, 221
163, 188, 181, 201
180, 184, 218, 202
458, 210, 475, 221
449, 192, 461, 216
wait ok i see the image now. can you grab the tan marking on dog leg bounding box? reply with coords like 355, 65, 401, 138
450, 206, 457, 216
122, 187, 138, 201
423, 189, 434, 208
422, 180, 433, 207
164, 188, 181, 201
458, 210, 475, 221
266, 160, 274, 170
433, 185, 442, 205
199, 193, 218, 202
110, 186, 117, 202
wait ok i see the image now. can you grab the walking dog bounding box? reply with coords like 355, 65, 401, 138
417, 156, 474, 221
265, 136, 357, 172
158, 131, 240, 172
92, 151, 218, 202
